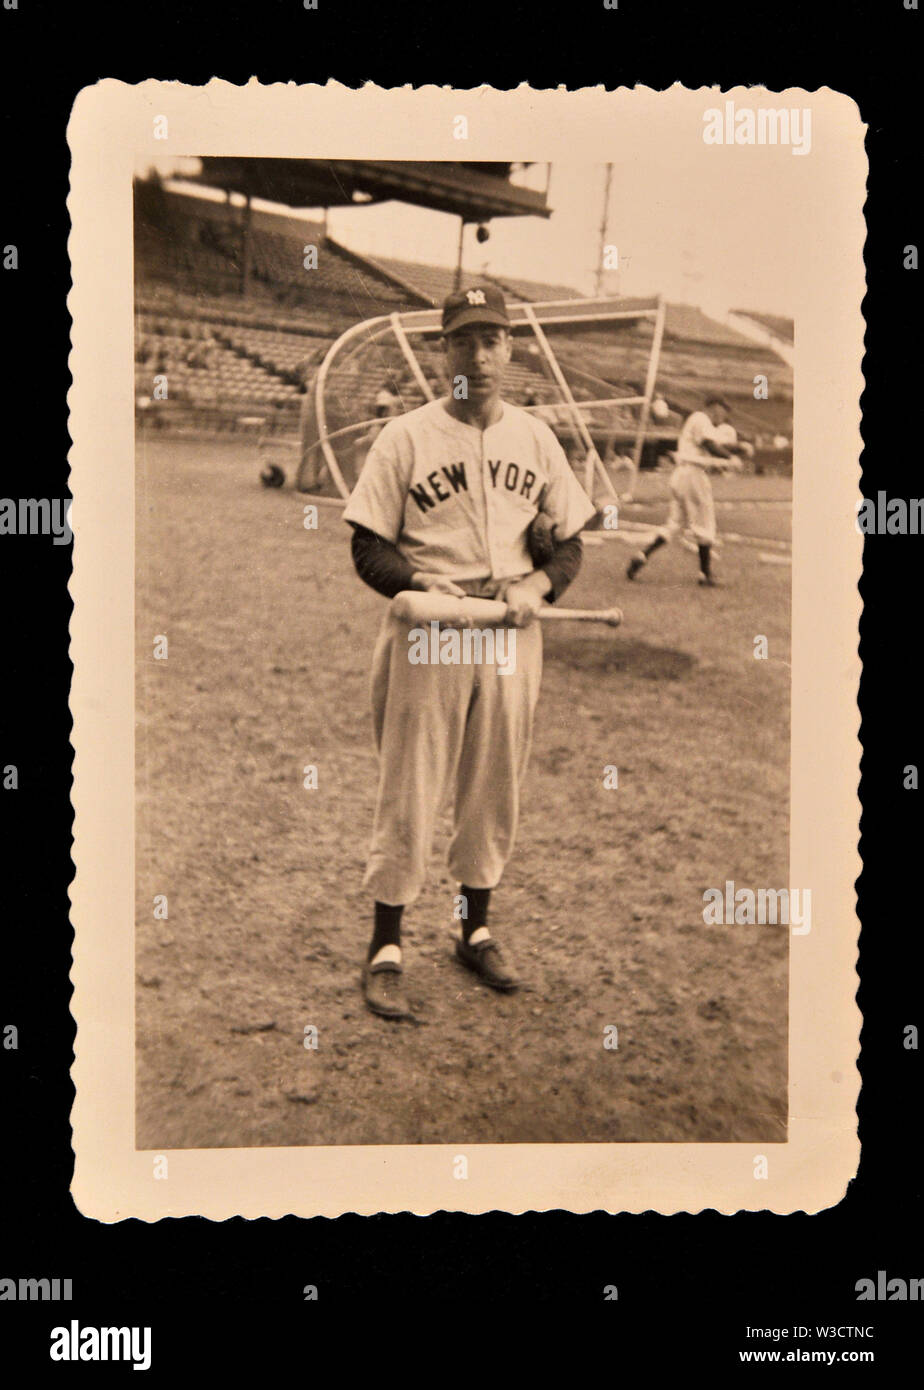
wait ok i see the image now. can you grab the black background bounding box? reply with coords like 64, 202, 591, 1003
0, 0, 917, 1369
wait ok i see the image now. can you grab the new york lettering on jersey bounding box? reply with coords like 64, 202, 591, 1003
408, 458, 541, 513
407, 460, 469, 512
343, 398, 595, 580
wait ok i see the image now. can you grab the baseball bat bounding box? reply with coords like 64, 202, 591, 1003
391, 591, 623, 628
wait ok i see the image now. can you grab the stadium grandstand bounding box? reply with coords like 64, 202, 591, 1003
729, 309, 794, 345
358, 252, 587, 309
134, 164, 792, 473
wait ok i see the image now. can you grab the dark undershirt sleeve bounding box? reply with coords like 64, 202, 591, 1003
541, 533, 584, 604
350, 523, 416, 600
351, 522, 583, 605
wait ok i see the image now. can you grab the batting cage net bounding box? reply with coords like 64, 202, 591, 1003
294, 296, 669, 508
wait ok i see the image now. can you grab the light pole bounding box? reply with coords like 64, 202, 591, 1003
594, 162, 613, 298
454, 217, 466, 291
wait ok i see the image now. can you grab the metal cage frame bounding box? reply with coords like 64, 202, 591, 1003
296, 295, 667, 504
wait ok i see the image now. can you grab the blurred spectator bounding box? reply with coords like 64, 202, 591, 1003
349, 387, 403, 480
373, 387, 402, 420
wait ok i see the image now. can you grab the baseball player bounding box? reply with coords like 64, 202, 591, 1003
343, 285, 597, 1018
350, 386, 404, 478
625, 395, 752, 587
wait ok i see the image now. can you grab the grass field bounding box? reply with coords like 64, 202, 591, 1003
135, 436, 791, 1148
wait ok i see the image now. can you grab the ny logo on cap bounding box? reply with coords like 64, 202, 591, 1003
465, 289, 487, 305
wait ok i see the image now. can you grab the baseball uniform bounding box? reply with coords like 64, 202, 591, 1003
659, 409, 721, 546
344, 397, 596, 906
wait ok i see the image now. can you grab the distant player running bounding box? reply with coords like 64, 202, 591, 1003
626, 395, 753, 587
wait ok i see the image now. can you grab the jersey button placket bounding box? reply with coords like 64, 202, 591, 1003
481, 427, 498, 584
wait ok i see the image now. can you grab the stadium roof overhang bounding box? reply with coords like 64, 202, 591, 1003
193, 159, 550, 223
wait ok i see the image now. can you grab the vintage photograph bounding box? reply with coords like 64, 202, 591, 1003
68, 82, 861, 1216
133, 152, 794, 1148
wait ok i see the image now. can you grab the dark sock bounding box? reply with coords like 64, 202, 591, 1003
460, 885, 491, 943
368, 902, 404, 961
698, 544, 712, 577
644, 535, 666, 558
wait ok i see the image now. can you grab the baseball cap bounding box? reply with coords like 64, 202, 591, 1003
442, 284, 510, 335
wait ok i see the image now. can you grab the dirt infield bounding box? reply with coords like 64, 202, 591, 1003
135, 437, 791, 1149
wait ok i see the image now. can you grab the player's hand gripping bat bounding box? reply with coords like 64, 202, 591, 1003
391, 590, 623, 629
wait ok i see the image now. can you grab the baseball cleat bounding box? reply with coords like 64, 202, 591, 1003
626, 552, 646, 581
697, 574, 721, 587
454, 935, 519, 991
361, 960, 411, 1018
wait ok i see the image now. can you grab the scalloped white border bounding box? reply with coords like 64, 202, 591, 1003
68, 79, 863, 1219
